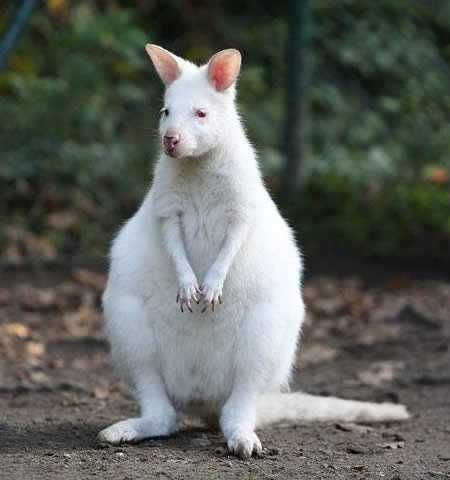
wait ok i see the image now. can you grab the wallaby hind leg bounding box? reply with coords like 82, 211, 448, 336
99, 294, 178, 444
97, 373, 177, 444
220, 387, 262, 460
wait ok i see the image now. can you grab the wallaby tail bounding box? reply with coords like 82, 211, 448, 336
255, 392, 409, 428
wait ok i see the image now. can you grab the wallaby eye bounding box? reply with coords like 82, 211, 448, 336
160, 107, 169, 117
195, 109, 207, 118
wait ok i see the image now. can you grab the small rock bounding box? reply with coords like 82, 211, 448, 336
382, 432, 405, 441
190, 435, 211, 448
414, 374, 450, 386
265, 447, 280, 456
94, 442, 111, 450
336, 423, 375, 434
347, 444, 367, 454
397, 304, 442, 330
428, 472, 450, 479
380, 441, 405, 450
352, 464, 368, 472
357, 361, 404, 387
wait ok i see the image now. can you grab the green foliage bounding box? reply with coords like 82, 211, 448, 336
293, 173, 450, 256
310, 0, 450, 180
0, 0, 449, 259
0, 5, 152, 193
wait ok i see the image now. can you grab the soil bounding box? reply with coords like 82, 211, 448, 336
0, 265, 449, 479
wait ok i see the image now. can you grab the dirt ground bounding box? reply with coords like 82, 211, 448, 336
0, 264, 449, 479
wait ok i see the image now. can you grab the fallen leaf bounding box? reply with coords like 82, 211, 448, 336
299, 344, 337, 366
93, 386, 110, 400
357, 361, 405, 387
17, 285, 59, 311
1, 323, 31, 339
72, 269, 106, 291
30, 371, 51, 386
63, 305, 101, 337
47, 211, 80, 231
25, 341, 45, 358
313, 297, 347, 316
0, 288, 12, 306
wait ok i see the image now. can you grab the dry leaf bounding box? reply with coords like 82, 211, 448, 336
17, 286, 59, 311
25, 341, 45, 357
30, 371, 51, 386
299, 344, 337, 366
47, 211, 80, 231
3, 242, 22, 262
0, 288, 13, 306
357, 324, 401, 346
1, 323, 31, 339
23, 233, 57, 258
357, 361, 405, 387
72, 269, 106, 291
313, 297, 347, 316
63, 305, 101, 337
93, 386, 111, 400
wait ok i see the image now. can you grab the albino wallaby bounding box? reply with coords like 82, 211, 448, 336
98, 45, 409, 459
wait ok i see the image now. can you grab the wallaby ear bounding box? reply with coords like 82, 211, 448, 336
145, 44, 181, 86
207, 49, 242, 92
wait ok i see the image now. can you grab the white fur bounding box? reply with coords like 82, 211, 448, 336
98, 47, 409, 459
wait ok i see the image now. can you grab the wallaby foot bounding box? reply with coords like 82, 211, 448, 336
98, 415, 177, 445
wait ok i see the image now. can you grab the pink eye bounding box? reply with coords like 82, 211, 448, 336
195, 109, 207, 118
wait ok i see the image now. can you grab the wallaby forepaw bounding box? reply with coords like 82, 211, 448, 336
227, 431, 262, 460
176, 280, 200, 313
200, 276, 224, 313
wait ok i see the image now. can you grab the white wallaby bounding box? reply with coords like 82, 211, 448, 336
98, 45, 409, 459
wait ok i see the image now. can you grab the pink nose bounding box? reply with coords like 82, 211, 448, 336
163, 133, 180, 152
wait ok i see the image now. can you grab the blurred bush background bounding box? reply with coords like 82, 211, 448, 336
0, 0, 449, 266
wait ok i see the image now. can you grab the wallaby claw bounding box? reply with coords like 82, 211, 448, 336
177, 281, 199, 313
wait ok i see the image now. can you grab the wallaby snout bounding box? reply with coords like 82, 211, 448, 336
163, 129, 181, 157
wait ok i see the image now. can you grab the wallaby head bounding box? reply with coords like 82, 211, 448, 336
145, 44, 242, 159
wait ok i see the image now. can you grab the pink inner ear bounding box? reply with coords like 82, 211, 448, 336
145, 44, 181, 86
211, 66, 227, 91
208, 50, 241, 92
162, 63, 180, 84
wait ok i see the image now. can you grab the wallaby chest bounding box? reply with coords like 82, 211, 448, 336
178, 172, 237, 276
